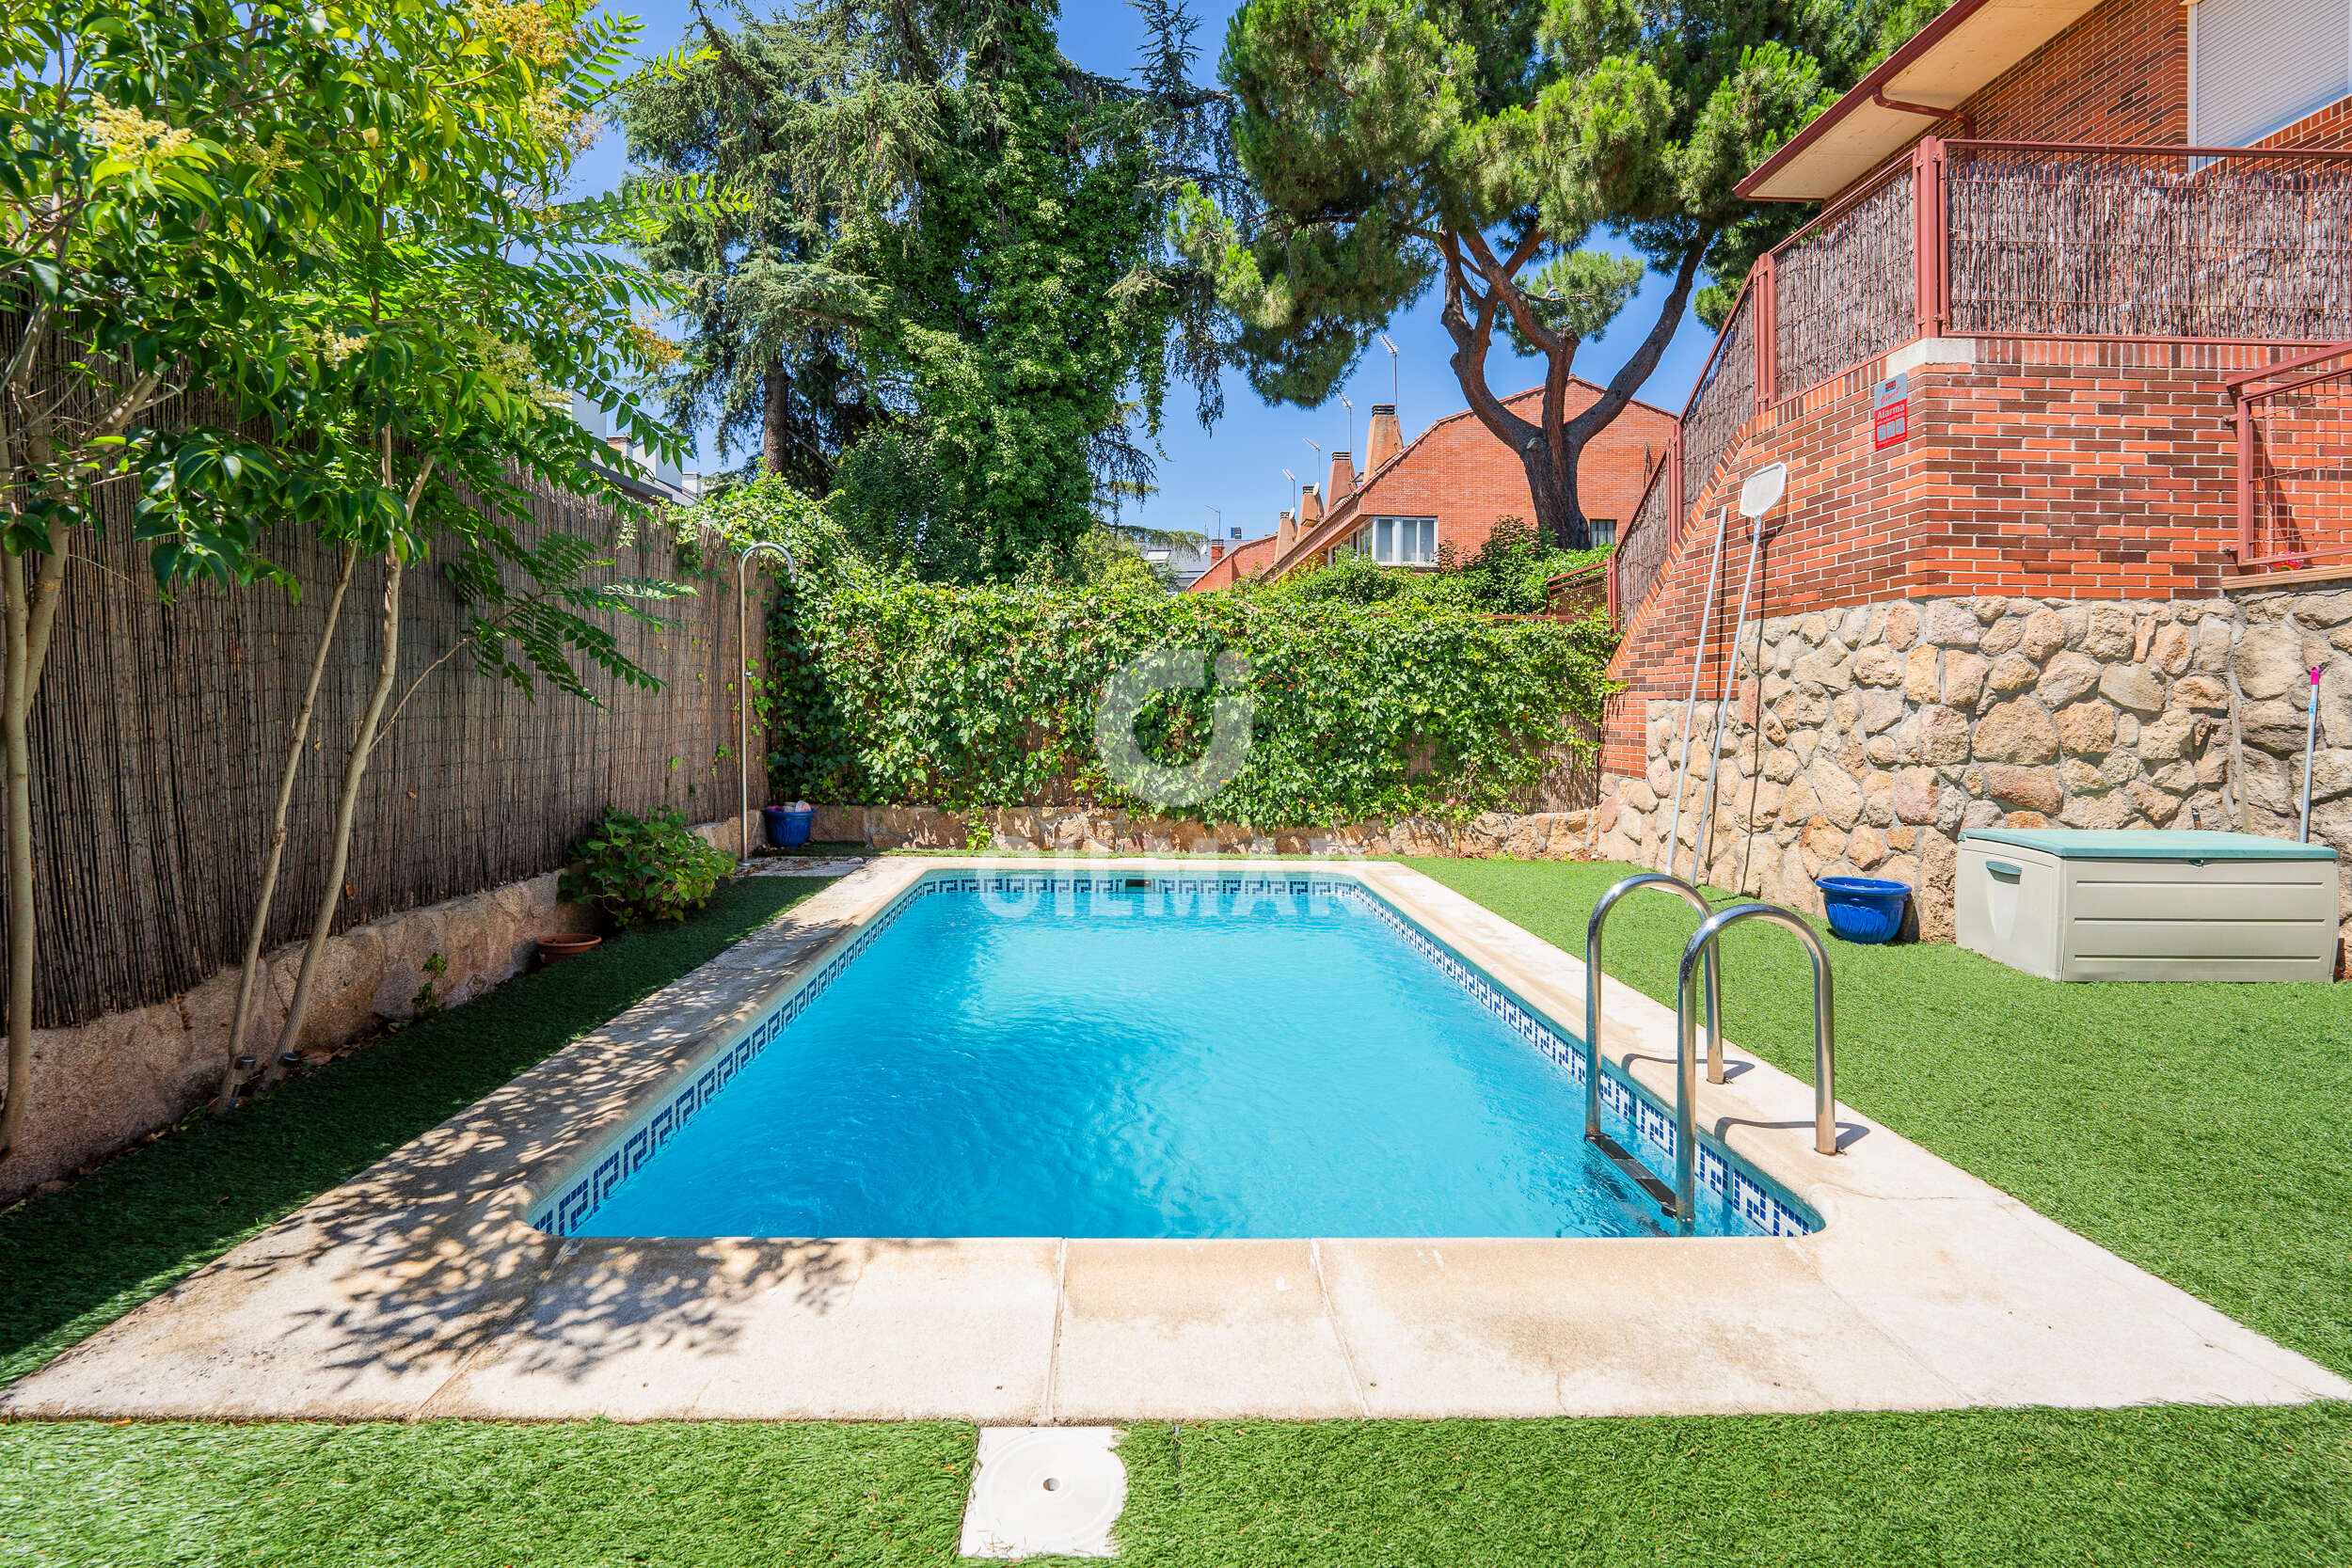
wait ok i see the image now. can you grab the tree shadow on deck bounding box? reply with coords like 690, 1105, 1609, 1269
0, 876, 829, 1389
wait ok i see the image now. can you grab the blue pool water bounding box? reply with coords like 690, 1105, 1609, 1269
571, 879, 1779, 1239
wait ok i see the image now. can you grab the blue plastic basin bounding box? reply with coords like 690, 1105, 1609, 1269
1817, 876, 1910, 943
763, 805, 815, 848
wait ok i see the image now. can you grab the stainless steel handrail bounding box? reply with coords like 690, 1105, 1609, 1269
1583, 873, 1722, 1148
1673, 901, 1840, 1227
737, 540, 803, 863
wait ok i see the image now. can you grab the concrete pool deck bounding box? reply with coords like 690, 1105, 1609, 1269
4, 856, 2344, 1422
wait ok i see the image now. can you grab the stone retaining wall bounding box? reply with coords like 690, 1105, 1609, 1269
0, 814, 755, 1205
1592, 587, 2351, 951
808, 803, 1599, 862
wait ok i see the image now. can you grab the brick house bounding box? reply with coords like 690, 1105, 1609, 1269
1187, 384, 1676, 591
1594, 0, 2352, 952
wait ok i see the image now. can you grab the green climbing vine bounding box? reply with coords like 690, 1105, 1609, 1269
775, 578, 1614, 827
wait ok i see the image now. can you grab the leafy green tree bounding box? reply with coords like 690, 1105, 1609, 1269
1180, 0, 1885, 549
616, 4, 875, 492
628, 0, 1243, 579
237, 0, 694, 1091
0, 0, 351, 1158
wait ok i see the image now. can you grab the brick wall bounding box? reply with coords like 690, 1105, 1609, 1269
1957, 0, 2350, 151
1599, 338, 2323, 776
1963, 0, 2185, 142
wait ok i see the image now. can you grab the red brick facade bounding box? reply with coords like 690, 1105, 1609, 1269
1598, 340, 2316, 777
1603, 0, 2352, 776
1964, 0, 2184, 142
1188, 384, 1676, 590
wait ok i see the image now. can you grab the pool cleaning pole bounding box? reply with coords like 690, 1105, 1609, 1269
738, 540, 802, 863
1693, 515, 1766, 886
2302, 665, 2323, 843
1663, 507, 1730, 881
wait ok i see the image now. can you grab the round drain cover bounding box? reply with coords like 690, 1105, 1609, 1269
970, 1430, 1126, 1553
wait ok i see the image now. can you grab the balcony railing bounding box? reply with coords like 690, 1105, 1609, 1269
1609, 137, 2352, 615
2233, 341, 2352, 571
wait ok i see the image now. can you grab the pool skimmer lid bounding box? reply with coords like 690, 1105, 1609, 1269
959, 1427, 1126, 1559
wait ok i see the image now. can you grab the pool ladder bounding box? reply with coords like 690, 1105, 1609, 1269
1583, 875, 1840, 1230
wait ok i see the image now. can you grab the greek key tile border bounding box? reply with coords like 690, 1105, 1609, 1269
532, 872, 1816, 1239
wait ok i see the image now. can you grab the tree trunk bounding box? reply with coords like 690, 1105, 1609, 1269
1514, 423, 1588, 552
0, 545, 66, 1161
267, 548, 402, 1079
1, 556, 33, 1161
215, 540, 360, 1111
762, 359, 788, 477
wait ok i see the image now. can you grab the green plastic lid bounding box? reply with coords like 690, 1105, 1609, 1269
1959, 828, 2338, 862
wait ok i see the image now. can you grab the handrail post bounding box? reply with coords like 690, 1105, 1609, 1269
1911, 135, 1947, 340
2235, 388, 2255, 564
1674, 902, 1840, 1226
1584, 874, 1722, 1146
1753, 252, 1778, 411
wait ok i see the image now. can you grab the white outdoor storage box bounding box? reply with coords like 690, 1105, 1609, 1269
1957, 829, 2340, 982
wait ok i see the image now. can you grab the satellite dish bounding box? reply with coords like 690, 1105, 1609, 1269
1740, 462, 1788, 520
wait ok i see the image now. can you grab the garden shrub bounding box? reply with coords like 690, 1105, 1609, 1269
560, 809, 735, 926
784, 578, 1615, 826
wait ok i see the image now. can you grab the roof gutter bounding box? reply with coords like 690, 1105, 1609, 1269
1736, 0, 1994, 201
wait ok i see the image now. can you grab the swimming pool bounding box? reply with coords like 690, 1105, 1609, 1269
534, 872, 1814, 1241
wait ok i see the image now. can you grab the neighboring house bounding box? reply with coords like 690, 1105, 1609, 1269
1186, 387, 1676, 592
571, 391, 701, 505
1596, 0, 2352, 953
1112, 527, 1216, 589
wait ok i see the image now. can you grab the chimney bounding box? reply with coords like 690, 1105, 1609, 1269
1276, 509, 1295, 556
1208, 540, 1226, 562
1327, 451, 1356, 502
1366, 404, 1402, 469
1297, 484, 1323, 530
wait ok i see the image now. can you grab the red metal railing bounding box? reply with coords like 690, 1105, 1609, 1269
1606, 136, 2352, 619
2232, 341, 2352, 571
1772, 160, 1917, 393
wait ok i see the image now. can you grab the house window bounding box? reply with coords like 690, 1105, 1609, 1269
1363, 516, 1437, 565
2191, 0, 2352, 149
1587, 518, 1617, 549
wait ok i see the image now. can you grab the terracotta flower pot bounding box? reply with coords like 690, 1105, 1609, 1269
538, 933, 602, 965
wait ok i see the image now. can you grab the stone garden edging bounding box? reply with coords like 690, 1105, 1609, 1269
807, 802, 1600, 863
0, 814, 756, 1205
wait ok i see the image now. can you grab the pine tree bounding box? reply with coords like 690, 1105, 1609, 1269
1181, 0, 1899, 549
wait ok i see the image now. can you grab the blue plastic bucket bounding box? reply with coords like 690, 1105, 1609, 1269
763, 805, 815, 848
1817, 876, 1910, 944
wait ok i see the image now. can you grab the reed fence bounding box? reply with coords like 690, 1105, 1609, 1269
1612, 441, 1680, 626
1774, 165, 1916, 393
1681, 291, 1755, 518
1946, 144, 2352, 340
4, 401, 755, 1030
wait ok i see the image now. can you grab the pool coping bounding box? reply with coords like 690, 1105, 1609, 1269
5, 855, 2344, 1422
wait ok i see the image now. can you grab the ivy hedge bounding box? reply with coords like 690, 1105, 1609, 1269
765, 578, 1613, 827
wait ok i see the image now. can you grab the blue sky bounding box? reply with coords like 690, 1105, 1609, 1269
569, 1, 1722, 542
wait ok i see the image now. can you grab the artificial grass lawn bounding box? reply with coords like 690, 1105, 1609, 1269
3, 858, 2347, 1564
3, 1405, 2345, 1565
1403, 858, 2352, 1379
